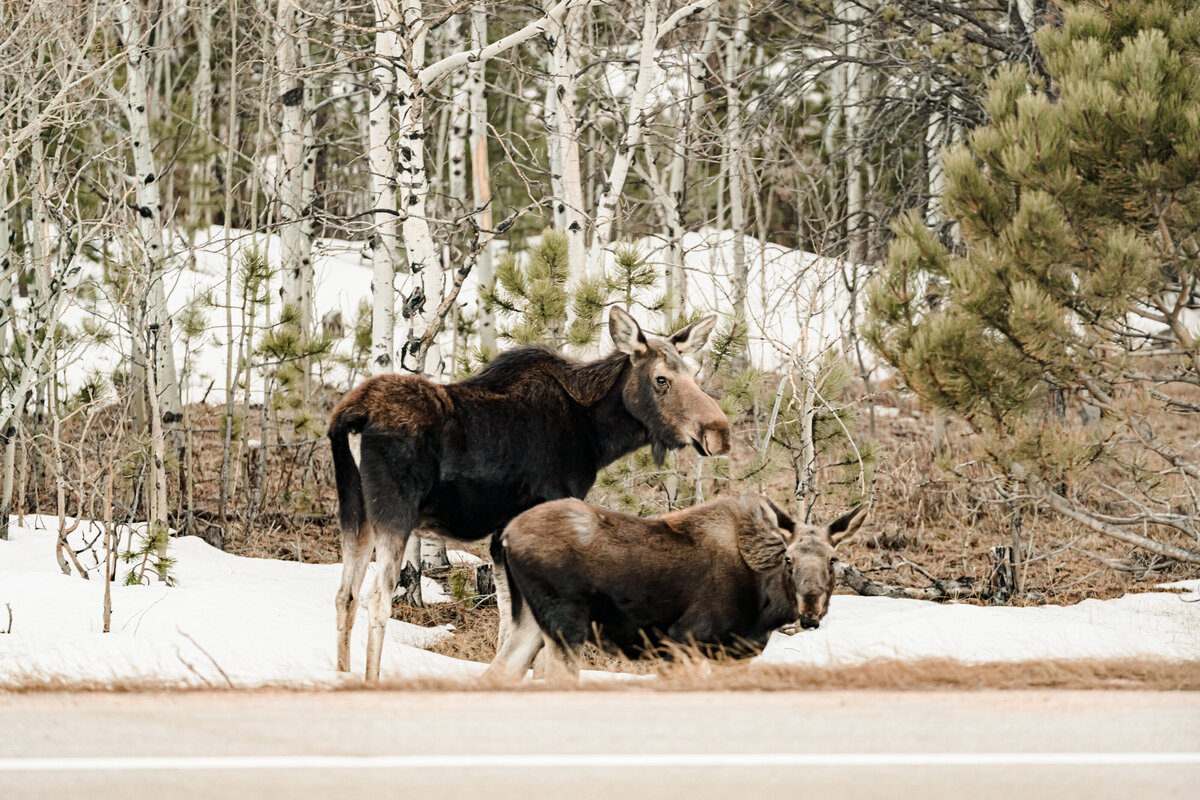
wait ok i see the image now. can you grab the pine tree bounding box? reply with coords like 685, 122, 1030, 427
866, 0, 1200, 565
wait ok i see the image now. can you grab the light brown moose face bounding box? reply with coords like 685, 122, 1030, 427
789, 504, 870, 629
736, 498, 869, 631
791, 536, 838, 629
609, 306, 731, 464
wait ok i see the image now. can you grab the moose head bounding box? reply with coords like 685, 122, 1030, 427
737, 499, 870, 630
608, 306, 731, 464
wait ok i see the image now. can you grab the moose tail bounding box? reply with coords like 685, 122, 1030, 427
490, 530, 524, 624
328, 403, 368, 536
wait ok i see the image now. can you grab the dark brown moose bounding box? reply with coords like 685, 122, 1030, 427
328, 307, 731, 680
484, 496, 868, 683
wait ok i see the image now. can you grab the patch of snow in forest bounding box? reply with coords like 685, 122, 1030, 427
59, 225, 864, 406
0, 516, 477, 687
3, 517, 1196, 687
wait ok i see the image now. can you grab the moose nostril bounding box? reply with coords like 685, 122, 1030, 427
704, 427, 731, 456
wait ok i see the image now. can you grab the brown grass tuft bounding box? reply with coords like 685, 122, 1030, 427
4, 658, 1198, 694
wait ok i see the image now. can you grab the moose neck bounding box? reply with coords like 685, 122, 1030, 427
581, 358, 652, 468
756, 571, 800, 635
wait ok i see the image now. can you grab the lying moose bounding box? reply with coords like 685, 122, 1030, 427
484, 496, 868, 682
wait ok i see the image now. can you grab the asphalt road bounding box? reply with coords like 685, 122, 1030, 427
2, 690, 1197, 799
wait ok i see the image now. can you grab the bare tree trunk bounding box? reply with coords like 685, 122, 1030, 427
586, 2, 658, 279
146, 320, 170, 563
276, 0, 316, 340
548, 4, 586, 279
0, 426, 13, 542
117, 0, 184, 529
725, 1, 749, 326
395, 0, 444, 376
369, 0, 400, 374
103, 470, 114, 631
398, 0, 579, 372
844, 0, 867, 267
792, 369, 818, 522
447, 13, 469, 218
469, 3, 496, 352
218, 0, 241, 523
190, 0, 214, 231
0, 170, 12, 541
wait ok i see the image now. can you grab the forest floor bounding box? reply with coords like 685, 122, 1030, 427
198, 388, 1198, 604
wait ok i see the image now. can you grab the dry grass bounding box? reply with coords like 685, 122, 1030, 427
4, 658, 1198, 694
30, 386, 1194, 603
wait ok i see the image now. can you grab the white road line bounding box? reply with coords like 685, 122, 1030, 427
1, 753, 1198, 771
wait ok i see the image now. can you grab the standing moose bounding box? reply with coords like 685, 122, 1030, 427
328, 307, 731, 680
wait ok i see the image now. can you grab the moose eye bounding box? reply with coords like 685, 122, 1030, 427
655, 376, 668, 388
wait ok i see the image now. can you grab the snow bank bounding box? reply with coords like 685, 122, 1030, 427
0, 516, 481, 688
4, 516, 1195, 689
760, 582, 1200, 667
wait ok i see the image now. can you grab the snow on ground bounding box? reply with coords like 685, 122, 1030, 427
760, 583, 1200, 667
0, 516, 480, 687
2, 517, 1197, 688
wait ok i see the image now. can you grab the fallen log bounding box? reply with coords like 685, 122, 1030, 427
836, 562, 983, 601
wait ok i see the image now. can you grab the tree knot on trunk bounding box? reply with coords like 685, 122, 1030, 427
402, 287, 426, 319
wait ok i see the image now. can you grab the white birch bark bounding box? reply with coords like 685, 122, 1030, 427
0, 170, 12, 541
0, 171, 10, 374
219, 0, 240, 519
276, 0, 315, 336
369, 0, 400, 374
843, 0, 866, 266
548, 4, 586, 279
447, 14, 469, 215
586, 2, 658, 279
117, 0, 185, 511
395, 0, 442, 376
725, 0, 749, 320
545, 60, 563, 232
469, 4, 497, 352
190, 0, 214, 231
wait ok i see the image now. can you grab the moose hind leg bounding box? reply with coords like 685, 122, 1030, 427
364, 530, 408, 682
335, 523, 374, 673
492, 556, 513, 650
482, 604, 544, 683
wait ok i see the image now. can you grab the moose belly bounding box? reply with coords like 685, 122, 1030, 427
585, 590, 771, 659
417, 480, 542, 542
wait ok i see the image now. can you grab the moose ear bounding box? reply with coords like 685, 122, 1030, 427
669, 315, 718, 357
739, 502, 789, 573
827, 504, 869, 546
609, 306, 648, 355
761, 497, 797, 537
